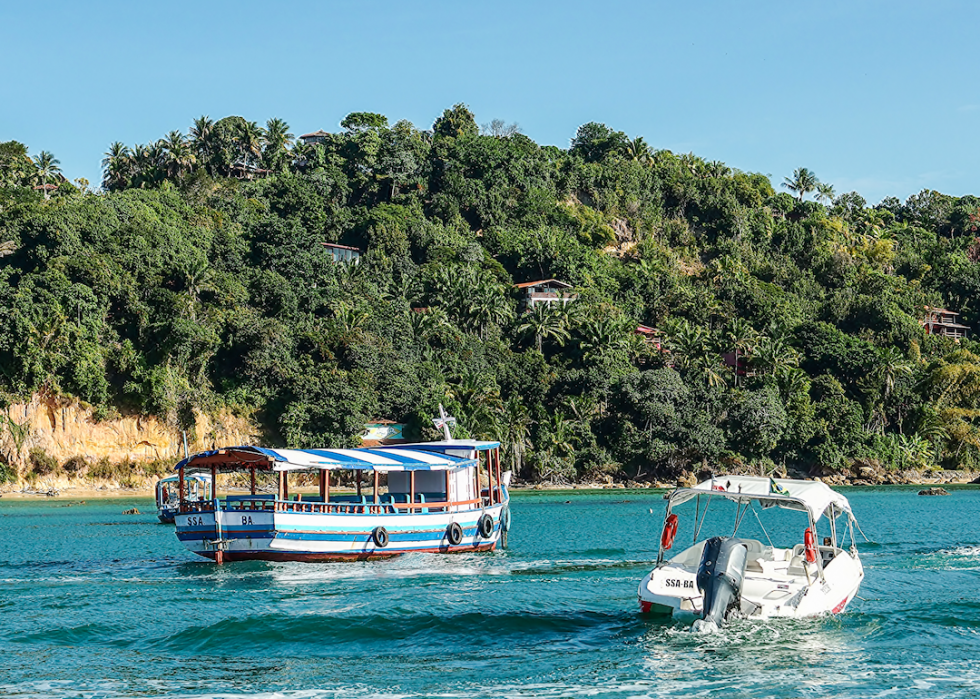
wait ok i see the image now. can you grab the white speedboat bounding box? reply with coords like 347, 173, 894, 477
638, 476, 864, 625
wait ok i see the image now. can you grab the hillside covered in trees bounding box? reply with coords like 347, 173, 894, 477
2, 106, 980, 484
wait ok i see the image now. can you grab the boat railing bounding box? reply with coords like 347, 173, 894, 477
217, 495, 493, 515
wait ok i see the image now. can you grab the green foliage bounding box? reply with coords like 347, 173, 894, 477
2, 106, 980, 481
28, 448, 59, 477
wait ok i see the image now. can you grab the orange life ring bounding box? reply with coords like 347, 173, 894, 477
661, 514, 679, 550
804, 527, 817, 563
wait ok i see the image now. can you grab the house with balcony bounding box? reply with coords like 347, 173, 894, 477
635, 324, 664, 351
922, 307, 970, 339
322, 242, 362, 264
515, 279, 577, 311
299, 130, 330, 145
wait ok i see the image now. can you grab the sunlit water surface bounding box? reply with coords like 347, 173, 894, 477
1, 487, 979, 698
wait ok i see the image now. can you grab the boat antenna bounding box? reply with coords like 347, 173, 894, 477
433, 404, 457, 441
182, 431, 189, 458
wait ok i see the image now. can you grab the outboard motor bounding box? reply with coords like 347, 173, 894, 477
696, 537, 748, 626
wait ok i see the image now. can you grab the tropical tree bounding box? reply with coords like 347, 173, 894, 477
500, 395, 533, 475
816, 182, 836, 204
101, 142, 130, 190
161, 130, 195, 178
32, 151, 61, 199
189, 115, 216, 172
721, 318, 757, 386
235, 120, 265, 170
623, 136, 653, 165
263, 117, 294, 171
518, 303, 571, 353
782, 167, 820, 202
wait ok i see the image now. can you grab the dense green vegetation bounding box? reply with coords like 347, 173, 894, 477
3, 106, 980, 482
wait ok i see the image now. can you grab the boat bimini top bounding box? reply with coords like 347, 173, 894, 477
174, 443, 501, 474
669, 475, 853, 524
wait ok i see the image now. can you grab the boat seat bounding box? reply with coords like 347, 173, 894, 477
787, 555, 811, 578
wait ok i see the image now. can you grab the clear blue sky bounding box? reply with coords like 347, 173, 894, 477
2, 1, 978, 204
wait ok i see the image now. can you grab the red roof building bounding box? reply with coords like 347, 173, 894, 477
922, 307, 969, 339
515, 279, 576, 310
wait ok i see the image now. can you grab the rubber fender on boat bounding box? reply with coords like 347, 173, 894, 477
477, 513, 494, 539
500, 505, 512, 532
447, 521, 463, 546
373, 526, 389, 548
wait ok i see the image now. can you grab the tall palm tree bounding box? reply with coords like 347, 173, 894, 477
815, 182, 836, 204
465, 279, 514, 338
518, 304, 571, 353
235, 120, 265, 171
623, 136, 652, 165
189, 115, 215, 172
664, 321, 706, 372
750, 335, 800, 374
722, 318, 757, 386
161, 130, 195, 178
782, 167, 820, 202
33, 151, 61, 199
500, 396, 534, 477
263, 117, 294, 170
875, 346, 913, 402
101, 142, 130, 191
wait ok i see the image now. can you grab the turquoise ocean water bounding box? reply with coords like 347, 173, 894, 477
1, 486, 979, 698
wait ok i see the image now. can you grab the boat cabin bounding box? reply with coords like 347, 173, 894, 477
171, 440, 510, 561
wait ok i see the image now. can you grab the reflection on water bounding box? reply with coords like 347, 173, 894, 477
2, 488, 980, 697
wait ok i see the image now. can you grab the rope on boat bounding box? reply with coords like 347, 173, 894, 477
750, 505, 775, 549
852, 516, 875, 544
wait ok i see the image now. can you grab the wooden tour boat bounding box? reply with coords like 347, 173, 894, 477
172, 428, 510, 563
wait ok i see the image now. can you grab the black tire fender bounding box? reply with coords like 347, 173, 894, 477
373, 526, 389, 548
477, 513, 494, 539
447, 521, 463, 546
500, 506, 511, 532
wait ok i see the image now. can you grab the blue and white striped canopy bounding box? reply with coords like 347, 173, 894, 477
175, 445, 476, 473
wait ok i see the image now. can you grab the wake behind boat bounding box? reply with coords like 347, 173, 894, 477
638, 475, 864, 625
172, 436, 509, 563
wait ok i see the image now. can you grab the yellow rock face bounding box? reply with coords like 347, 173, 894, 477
1, 393, 259, 487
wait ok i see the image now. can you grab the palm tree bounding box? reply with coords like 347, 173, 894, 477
465, 279, 514, 338
623, 136, 652, 165
518, 304, 571, 353
500, 396, 534, 477
101, 142, 130, 191
189, 115, 215, 172
750, 335, 800, 374
664, 321, 706, 372
33, 151, 61, 199
578, 317, 631, 361
721, 318, 757, 386
263, 117, 294, 170
161, 130, 195, 178
235, 120, 265, 171
782, 167, 820, 202
535, 411, 578, 483
875, 346, 913, 402
815, 182, 835, 204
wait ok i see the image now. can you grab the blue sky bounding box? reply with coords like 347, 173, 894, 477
2, 1, 978, 204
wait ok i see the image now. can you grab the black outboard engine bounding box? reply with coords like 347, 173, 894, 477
696, 537, 748, 626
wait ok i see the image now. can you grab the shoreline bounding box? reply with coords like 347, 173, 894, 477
4, 479, 980, 501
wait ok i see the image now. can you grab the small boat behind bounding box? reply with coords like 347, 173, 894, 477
172, 438, 510, 562
638, 475, 864, 625
156, 473, 211, 523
